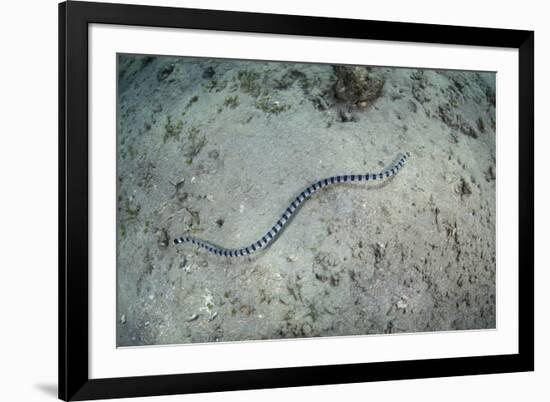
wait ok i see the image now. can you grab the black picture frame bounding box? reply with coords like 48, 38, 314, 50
59, 1, 534, 400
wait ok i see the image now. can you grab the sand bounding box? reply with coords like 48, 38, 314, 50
116, 54, 496, 346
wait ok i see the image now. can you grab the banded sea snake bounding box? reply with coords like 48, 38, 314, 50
174, 152, 410, 257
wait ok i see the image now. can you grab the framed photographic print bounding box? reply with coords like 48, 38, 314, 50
59, 0, 534, 400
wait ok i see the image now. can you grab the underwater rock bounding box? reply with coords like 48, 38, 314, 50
458, 177, 473, 199
208, 149, 220, 159
438, 103, 479, 139
338, 108, 358, 123
476, 117, 486, 133
373, 242, 386, 266
174, 179, 188, 202
410, 70, 431, 104
332, 65, 385, 108
485, 165, 496, 182
186, 314, 199, 322
202, 66, 215, 79
407, 99, 418, 113
176, 189, 188, 203
156, 228, 170, 249
157, 63, 175, 81
460, 121, 478, 139
311, 95, 331, 111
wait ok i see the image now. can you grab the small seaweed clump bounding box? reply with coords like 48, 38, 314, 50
254, 96, 290, 115
183, 126, 207, 164
332, 65, 385, 108
163, 115, 183, 143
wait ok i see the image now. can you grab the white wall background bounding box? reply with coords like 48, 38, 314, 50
0, 0, 546, 401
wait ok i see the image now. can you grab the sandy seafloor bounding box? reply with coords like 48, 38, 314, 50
116, 54, 496, 347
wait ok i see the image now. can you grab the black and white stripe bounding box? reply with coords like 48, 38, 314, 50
173, 152, 410, 257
